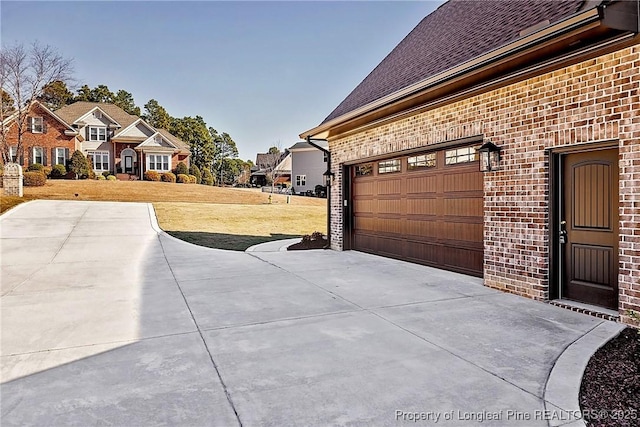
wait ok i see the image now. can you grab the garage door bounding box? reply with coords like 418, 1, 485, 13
351, 146, 484, 277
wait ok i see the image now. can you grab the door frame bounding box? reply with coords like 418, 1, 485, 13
548, 140, 618, 303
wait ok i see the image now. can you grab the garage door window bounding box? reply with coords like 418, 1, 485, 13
408, 153, 436, 170
445, 146, 478, 165
378, 159, 401, 174
356, 164, 373, 176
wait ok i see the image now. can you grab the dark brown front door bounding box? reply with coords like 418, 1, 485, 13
562, 149, 618, 309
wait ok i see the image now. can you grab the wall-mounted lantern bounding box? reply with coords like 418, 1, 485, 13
323, 169, 335, 186
478, 141, 501, 172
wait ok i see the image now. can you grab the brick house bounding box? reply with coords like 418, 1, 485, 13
55, 102, 190, 179
300, 0, 639, 325
1, 101, 79, 168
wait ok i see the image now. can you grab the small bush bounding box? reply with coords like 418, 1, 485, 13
97, 175, 106, 180
23, 171, 46, 186
144, 170, 161, 181
201, 168, 214, 185
107, 175, 117, 181
174, 162, 188, 176
161, 172, 176, 183
188, 174, 197, 184
51, 164, 67, 179
189, 165, 201, 184
102, 171, 111, 178
27, 163, 44, 172
69, 150, 90, 179
176, 173, 189, 183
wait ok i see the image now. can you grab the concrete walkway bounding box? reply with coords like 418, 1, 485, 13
1, 200, 624, 426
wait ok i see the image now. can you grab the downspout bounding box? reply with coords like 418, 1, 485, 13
305, 136, 331, 249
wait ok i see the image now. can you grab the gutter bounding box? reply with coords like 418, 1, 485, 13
304, 136, 332, 249
300, 6, 603, 139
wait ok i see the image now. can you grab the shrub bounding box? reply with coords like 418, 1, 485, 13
50, 164, 67, 179
102, 171, 111, 178
23, 171, 46, 186
144, 170, 161, 181
176, 173, 189, 183
69, 150, 90, 179
201, 168, 214, 185
189, 165, 202, 184
43, 166, 52, 178
97, 175, 106, 180
188, 174, 197, 184
174, 162, 188, 176
27, 163, 44, 172
161, 172, 176, 183
107, 175, 117, 181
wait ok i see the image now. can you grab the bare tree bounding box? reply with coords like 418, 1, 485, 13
0, 42, 74, 164
262, 142, 284, 195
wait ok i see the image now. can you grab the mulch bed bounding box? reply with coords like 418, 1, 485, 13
579, 327, 640, 427
287, 235, 327, 250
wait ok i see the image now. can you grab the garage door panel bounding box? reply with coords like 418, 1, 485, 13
442, 222, 483, 243
407, 175, 438, 194
354, 181, 375, 196
443, 171, 483, 192
442, 246, 483, 275
406, 219, 440, 239
404, 240, 441, 266
444, 198, 483, 217
407, 198, 438, 216
378, 199, 405, 215
377, 179, 402, 195
354, 199, 375, 213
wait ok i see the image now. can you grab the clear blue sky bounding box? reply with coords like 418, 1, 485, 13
1, 1, 444, 161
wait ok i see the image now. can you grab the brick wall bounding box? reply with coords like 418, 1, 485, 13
3, 103, 77, 167
327, 44, 640, 323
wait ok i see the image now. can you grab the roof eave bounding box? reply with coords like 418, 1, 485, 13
299, 6, 605, 140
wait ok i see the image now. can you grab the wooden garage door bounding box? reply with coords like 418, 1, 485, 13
352, 147, 484, 277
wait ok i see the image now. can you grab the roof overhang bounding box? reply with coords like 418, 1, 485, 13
300, 1, 639, 140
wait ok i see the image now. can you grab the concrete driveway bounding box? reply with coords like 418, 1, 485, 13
1, 200, 623, 426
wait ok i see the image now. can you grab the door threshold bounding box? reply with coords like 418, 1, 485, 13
550, 299, 619, 321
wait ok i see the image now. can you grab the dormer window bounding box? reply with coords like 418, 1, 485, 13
89, 126, 107, 141
30, 117, 44, 133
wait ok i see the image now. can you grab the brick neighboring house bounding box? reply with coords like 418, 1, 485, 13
300, 0, 640, 324
55, 102, 190, 179
1, 101, 79, 168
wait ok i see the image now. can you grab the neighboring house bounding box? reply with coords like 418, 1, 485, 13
300, 0, 639, 325
250, 151, 288, 187
55, 102, 190, 179
272, 153, 291, 186
288, 140, 328, 194
1, 101, 79, 169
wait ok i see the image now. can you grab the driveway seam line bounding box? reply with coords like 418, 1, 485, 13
157, 235, 243, 427
369, 309, 551, 403
3, 204, 90, 296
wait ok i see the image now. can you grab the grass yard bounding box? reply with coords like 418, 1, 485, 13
2, 180, 326, 250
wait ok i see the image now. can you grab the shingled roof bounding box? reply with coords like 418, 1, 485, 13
323, 0, 585, 123
55, 101, 139, 132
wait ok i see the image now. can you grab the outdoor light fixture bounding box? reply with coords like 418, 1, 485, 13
478, 141, 501, 172
323, 169, 335, 186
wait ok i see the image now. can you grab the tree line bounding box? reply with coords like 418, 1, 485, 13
1, 41, 252, 185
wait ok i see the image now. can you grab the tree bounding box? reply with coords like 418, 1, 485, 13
1, 41, 73, 164
88, 84, 113, 103
142, 99, 171, 129
112, 89, 140, 116
262, 143, 283, 193
170, 116, 213, 171
211, 129, 239, 185
189, 164, 202, 184
69, 149, 89, 179
201, 167, 214, 185
74, 84, 92, 101
37, 80, 73, 110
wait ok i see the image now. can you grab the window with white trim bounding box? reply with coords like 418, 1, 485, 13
9, 146, 18, 162
295, 175, 306, 186
147, 154, 170, 172
31, 117, 44, 133
89, 126, 107, 141
89, 151, 109, 171
33, 147, 44, 164
56, 147, 67, 165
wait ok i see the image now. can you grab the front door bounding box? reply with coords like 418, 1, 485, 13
561, 148, 618, 309
124, 156, 133, 173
